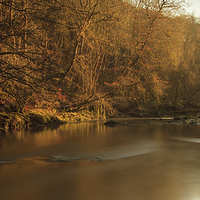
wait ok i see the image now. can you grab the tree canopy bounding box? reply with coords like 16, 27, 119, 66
1, 0, 200, 118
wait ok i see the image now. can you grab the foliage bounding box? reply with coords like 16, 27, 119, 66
1, 0, 200, 126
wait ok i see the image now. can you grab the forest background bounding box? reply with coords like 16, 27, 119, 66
1, 0, 200, 130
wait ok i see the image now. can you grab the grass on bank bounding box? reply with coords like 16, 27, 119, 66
0, 108, 99, 132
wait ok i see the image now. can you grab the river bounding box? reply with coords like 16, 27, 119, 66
1, 118, 200, 200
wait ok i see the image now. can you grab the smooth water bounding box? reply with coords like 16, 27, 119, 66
1, 118, 200, 200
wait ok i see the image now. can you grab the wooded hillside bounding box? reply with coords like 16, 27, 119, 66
1, 0, 200, 128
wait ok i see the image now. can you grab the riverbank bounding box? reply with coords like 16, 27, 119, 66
1, 105, 200, 132
0, 109, 98, 132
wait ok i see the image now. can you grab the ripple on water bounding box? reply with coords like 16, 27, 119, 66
0, 145, 154, 165
171, 137, 200, 144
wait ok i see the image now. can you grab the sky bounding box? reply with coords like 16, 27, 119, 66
186, 0, 200, 17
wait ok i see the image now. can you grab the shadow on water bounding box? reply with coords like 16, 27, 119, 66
1, 119, 200, 200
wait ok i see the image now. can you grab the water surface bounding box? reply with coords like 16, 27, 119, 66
1, 119, 200, 200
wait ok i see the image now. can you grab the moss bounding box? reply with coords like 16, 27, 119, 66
0, 113, 27, 131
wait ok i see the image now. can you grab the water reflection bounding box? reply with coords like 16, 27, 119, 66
1, 120, 200, 200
